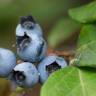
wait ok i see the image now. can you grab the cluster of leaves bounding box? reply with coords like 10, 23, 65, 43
41, 1, 96, 96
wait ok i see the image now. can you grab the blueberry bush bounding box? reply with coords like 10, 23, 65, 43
0, 0, 95, 96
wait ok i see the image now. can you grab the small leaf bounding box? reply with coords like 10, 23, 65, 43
74, 24, 96, 67
69, 1, 96, 23
48, 17, 80, 48
41, 67, 96, 96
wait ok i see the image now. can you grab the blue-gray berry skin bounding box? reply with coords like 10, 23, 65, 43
37, 55, 67, 84
16, 32, 47, 63
16, 15, 43, 37
9, 62, 39, 88
0, 48, 16, 77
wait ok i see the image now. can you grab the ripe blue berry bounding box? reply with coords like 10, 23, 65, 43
16, 32, 47, 63
16, 15, 43, 37
37, 55, 67, 83
0, 48, 16, 77
9, 62, 39, 88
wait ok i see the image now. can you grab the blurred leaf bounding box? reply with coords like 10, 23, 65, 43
41, 67, 96, 96
0, 0, 12, 6
77, 24, 96, 48
0, 78, 11, 96
10, 87, 24, 96
48, 17, 80, 48
74, 24, 96, 67
69, 1, 96, 23
11, 0, 85, 23
0, 0, 87, 27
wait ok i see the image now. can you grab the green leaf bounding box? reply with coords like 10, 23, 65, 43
75, 41, 96, 67
69, 1, 96, 23
77, 24, 96, 48
41, 67, 96, 96
74, 24, 96, 67
48, 17, 80, 48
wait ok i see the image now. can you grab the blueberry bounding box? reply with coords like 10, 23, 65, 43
0, 48, 16, 77
9, 62, 39, 88
20, 15, 36, 29
16, 15, 43, 37
16, 33, 47, 63
37, 55, 67, 84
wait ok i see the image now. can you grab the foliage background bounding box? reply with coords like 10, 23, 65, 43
0, 0, 92, 96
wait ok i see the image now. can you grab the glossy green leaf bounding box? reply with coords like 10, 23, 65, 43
69, 1, 96, 23
41, 67, 96, 96
48, 17, 80, 48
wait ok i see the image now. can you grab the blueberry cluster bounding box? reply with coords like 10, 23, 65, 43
0, 15, 67, 88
